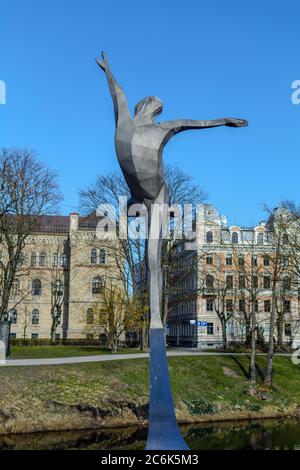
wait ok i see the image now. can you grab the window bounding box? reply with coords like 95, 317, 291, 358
206, 254, 213, 265
91, 248, 97, 264
10, 309, 17, 324
32, 309, 39, 325
264, 300, 271, 312
86, 334, 94, 340
206, 299, 213, 312
10, 333, 16, 339
60, 253, 67, 267
99, 249, 106, 265
207, 323, 214, 335
239, 299, 245, 312
92, 277, 102, 295
226, 275, 234, 289
53, 279, 63, 296
257, 233, 264, 245
254, 300, 258, 312
205, 274, 214, 290
30, 252, 37, 267
11, 279, 20, 296
226, 299, 233, 312
251, 256, 258, 266
52, 253, 58, 267
39, 252, 46, 267
283, 276, 291, 290
31, 333, 39, 340
86, 308, 94, 324
32, 279, 42, 296
263, 276, 271, 289
285, 323, 291, 336
283, 300, 291, 313
206, 231, 213, 243
232, 232, 238, 244
239, 275, 245, 289
282, 233, 289, 245
263, 256, 270, 267
226, 254, 232, 266
252, 275, 258, 289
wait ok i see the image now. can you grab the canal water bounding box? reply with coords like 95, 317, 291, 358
0, 419, 300, 450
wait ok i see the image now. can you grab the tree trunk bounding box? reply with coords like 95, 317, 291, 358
265, 301, 276, 387
248, 307, 256, 394
220, 317, 227, 352
277, 313, 284, 347
50, 322, 57, 342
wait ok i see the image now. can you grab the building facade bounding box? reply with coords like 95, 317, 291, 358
167, 204, 300, 349
7, 212, 121, 340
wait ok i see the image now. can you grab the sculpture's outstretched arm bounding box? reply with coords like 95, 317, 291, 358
96, 51, 131, 125
160, 117, 248, 137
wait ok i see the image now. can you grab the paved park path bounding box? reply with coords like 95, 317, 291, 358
0, 349, 293, 367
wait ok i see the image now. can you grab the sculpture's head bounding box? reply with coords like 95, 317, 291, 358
134, 96, 163, 121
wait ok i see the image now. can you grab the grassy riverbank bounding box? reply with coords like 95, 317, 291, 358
0, 355, 299, 435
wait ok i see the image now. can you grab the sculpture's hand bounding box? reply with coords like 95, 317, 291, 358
96, 51, 109, 72
224, 118, 248, 127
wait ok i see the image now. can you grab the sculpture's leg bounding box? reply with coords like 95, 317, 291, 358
145, 187, 189, 450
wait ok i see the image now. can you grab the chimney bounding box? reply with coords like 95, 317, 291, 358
69, 212, 79, 232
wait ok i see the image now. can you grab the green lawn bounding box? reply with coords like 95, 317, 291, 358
0, 355, 299, 435
10, 345, 143, 359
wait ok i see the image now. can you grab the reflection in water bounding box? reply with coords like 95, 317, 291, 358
1, 419, 300, 450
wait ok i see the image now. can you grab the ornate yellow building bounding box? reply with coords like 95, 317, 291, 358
8, 212, 119, 340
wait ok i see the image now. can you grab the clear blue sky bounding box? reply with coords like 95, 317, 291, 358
1, 0, 299, 226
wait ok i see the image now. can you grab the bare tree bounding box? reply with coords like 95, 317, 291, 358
79, 164, 207, 348
18, 305, 31, 339
83, 281, 145, 352
0, 148, 61, 322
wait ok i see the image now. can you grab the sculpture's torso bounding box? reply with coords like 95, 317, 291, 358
115, 121, 167, 203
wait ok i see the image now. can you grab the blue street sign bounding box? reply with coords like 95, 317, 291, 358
190, 320, 207, 327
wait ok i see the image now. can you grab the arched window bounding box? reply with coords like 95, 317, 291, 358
91, 248, 97, 264
53, 279, 63, 296
32, 279, 42, 296
86, 308, 94, 325
206, 274, 214, 290
10, 309, 17, 324
282, 233, 289, 245
92, 276, 102, 295
39, 252, 46, 267
31, 252, 37, 267
99, 249, 106, 265
32, 309, 39, 325
60, 253, 67, 267
257, 233, 264, 245
206, 231, 213, 243
11, 279, 20, 296
232, 232, 239, 244
283, 276, 291, 290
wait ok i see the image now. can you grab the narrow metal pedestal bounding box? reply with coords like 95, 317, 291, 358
146, 328, 189, 450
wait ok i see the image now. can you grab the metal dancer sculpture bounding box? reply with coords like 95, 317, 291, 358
96, 51, 248, 450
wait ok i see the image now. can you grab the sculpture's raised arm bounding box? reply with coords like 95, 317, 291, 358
96, 51, 131, 125
160, 117, 248, 137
